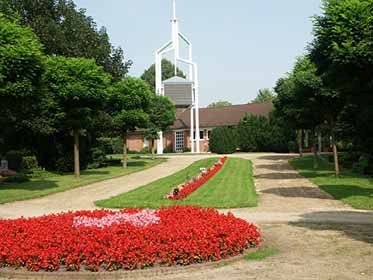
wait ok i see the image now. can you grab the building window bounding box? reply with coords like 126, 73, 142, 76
193, 130, 204, 140
175, 131, 184, 152
207, 130, 212, 140
144, 138, 149, 148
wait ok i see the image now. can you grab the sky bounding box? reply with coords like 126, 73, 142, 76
74, 0, 322, 107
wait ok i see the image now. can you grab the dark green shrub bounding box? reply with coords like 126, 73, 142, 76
287, 141, 297, 153
140, 147, 151, 154
209, 127, 237, 154
55, 156, 74, 173
4, 173, 29, 183
353, 154, 371, 175
183, 147, 191, 153
5, 150, 24, 171
21, 156, 39, 171
88, 147, 108, 169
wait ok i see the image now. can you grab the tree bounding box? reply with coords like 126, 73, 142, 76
207, 101, 232, 108
0, 14, 48, 155
107, 78, 152, 168
310, 0, 373, 175
274, 57, 325, 168
2, 0, 131, 81
141, 59, 186, 92
145, 95, 176, 158
252, 88, 276, 104
43, 56, 111, 178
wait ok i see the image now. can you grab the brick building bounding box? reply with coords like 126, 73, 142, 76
127, 102, 273, 153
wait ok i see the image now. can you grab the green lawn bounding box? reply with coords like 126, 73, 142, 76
96, 157, 257, 209
290, 156, 373, 210
0, 156, 165, 204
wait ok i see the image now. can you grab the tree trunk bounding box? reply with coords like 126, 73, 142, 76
151, 139, 155, 160
332, 136, 340, 177
298, 130, 303, 157
122, 133, 128, 169
73, 129, 80, 178
312, 131, 319, 169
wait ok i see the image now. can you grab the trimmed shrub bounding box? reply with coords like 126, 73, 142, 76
21, 156, 39, 171
4, 173, 29, 183
209, 127, 237, 154
88, 147, 108, 169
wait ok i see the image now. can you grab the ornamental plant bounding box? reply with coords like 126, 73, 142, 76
0, 206, 261, 272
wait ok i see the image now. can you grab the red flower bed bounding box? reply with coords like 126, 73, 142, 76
0, 206, 261, 272
168, 157, 228, 200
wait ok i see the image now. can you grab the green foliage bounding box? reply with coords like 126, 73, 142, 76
108, 77, 152, 136
252, 88, 276, 104
237, 114, 292, 153
88, 147, 108, 169
4, 173, 29, 183
44, 56, 111, 130
141, 59, 186, 92
0, 14, 48, 143
21, 156, 39, 171
1, 0, 131, 81
310, 0, 373, 167
209, 127, 237, 154
207, 101, 232, 108
245, 248, 278, 261
145, 95, 176, 141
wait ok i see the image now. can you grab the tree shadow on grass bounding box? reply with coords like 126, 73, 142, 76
320, 185, 373, 202
257, 155, 297, 161
0, 179, 59, 191
255, 173, 303, 180
290, 211, 373, 244
262, 186, 332, 199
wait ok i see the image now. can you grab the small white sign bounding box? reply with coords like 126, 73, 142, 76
0, 160, 8, 170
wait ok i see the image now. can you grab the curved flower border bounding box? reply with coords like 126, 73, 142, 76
167, 157, 228, 200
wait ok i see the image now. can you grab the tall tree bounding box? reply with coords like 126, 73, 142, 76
141, 59, 186, 92
43, 56, 111, 178
1, 0, 131, 81
252, 88, 276, 104
145, 95, 176, 158
0, 14, 48, 154
310, 0, 373, 174
207, 101, 232, 108
107, 78, 152, 168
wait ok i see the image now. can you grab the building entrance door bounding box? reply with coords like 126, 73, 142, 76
175, 131, 184, 153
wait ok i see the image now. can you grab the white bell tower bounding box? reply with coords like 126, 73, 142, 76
155, 0, 200, 154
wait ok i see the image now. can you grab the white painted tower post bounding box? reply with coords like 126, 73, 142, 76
156, 0, 200, 154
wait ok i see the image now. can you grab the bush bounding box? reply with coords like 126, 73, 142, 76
4, 173, 29, 183
55, 156, 74, 173
5, 151, 24, 171
209, 127, 237, 154
88, 147, 108, 169
164, 144, 174, 153
21, 156, 39, 171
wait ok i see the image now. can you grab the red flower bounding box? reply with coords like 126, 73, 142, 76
0, 206, 261, 272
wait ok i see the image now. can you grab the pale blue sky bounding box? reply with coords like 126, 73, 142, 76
74, 0, 322, 107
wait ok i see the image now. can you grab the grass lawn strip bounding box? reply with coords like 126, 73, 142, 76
97, 157, 257, 209
0, 157, 165, 205
290, 156, 373, 210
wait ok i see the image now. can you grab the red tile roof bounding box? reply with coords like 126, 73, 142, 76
170, 103, 273, 130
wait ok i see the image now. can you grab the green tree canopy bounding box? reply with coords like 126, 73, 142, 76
141, 59, 186, 92
43, 56, 111, 177
0, 13, 46, 154
1, 0, 131, 81
207, 101, 232, 108
107, 78, 153, 167
252, 88, 276, 104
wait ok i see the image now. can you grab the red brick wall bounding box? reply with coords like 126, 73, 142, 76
127, 134, 144, 152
